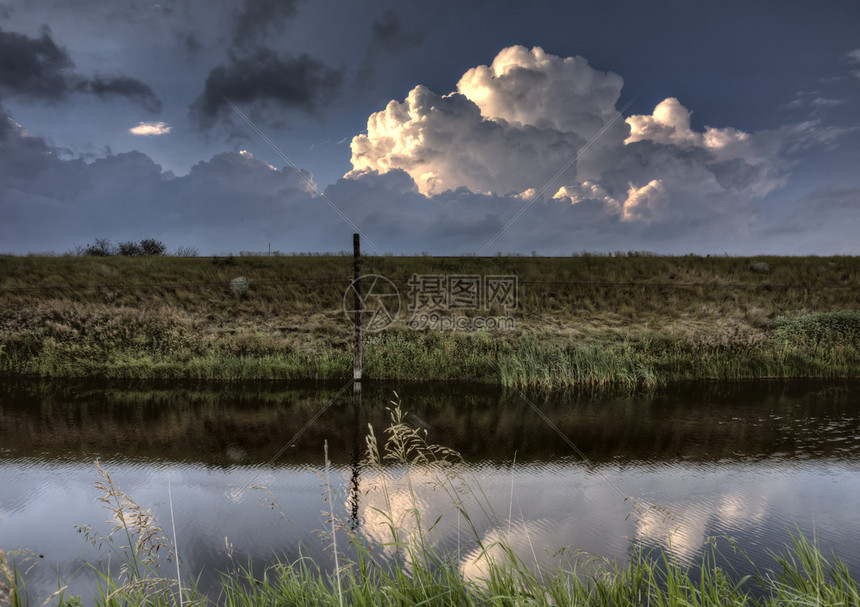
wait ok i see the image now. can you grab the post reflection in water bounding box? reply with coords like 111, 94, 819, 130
1, 378, 860, 602
350, 380, 363, 530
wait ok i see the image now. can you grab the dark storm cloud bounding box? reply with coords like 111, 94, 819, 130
76, 75, 162, 112
191, 48, 343, 128
370, 10, 424, 52
182, 32, 202, 57
0, 4, 13, 19
0, 102, 12, 138
77, 76, 161, 112
233, 0, 302, 47
358, 10, 424, 84
0, 25, 73, 99
0, 24, 161, 110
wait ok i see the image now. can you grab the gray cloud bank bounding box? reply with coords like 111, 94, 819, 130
0, 25, 160, 110
357, 9, 425, 85
189, 0, 342, 130
190, 49, 343, 129
2, 47, 857, 255
232, 0, 303, 48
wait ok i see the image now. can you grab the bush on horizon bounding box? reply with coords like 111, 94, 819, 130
76, 238, 168, 257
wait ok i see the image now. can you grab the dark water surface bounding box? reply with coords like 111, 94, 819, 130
2, 379, 859, 600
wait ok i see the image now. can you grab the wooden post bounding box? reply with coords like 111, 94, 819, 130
351, 233, 363, 525
353, 233, 362, 382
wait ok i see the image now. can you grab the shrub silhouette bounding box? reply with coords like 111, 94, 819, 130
118, 241, 144, 256
82, 238, 115, 257
140, 239, 167, 256
78, 239, 168, 257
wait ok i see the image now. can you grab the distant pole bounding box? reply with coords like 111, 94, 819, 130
353, 233, 362, 382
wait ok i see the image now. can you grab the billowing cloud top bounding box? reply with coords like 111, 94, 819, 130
345, 45, 794, 234
347, 45, 624, 196
456, 45, 623, 134
625, 97, 761, 165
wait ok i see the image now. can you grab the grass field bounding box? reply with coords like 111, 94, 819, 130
1, 253, 859, 386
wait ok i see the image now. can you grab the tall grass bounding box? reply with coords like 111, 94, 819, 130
3, 399, 859, 606
2, 313, 859, 385
497, 336, 659, 389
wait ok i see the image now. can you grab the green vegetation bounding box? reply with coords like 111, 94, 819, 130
1, 254, 858, 386
2, 402, 858, 606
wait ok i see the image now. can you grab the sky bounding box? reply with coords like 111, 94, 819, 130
1, 0, 858, 256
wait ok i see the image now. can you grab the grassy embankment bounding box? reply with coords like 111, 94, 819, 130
1, 254, 859, 387
2, 403, 858, 606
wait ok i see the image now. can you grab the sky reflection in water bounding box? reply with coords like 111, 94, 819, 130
1, 379, 859, 600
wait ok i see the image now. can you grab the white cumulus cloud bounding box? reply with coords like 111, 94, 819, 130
129, 121, 172, 136
347, 45, 625, 196
339, 46, 851, 251
621, 179, 669, 223
625, 97, 762, 165
345, 46, 789, 231
455, 45, 623, 134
